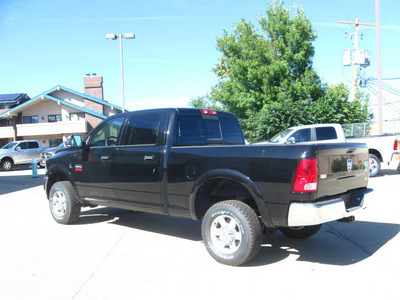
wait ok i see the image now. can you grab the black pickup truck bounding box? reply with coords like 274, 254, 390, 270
44, 108, 372, 266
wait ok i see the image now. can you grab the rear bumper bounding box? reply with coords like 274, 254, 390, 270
287, 188, 373, 227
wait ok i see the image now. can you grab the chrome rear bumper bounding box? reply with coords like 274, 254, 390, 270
287, 188, 373, 227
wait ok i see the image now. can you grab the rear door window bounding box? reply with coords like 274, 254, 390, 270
176, 114, 244, 146
316, 127, 337, 141
28, 142, 39, 149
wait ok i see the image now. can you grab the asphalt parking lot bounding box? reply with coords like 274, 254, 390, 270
0, 165, 399, 300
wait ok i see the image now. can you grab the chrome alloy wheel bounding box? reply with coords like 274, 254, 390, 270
2, 161, 12, 171
210, 215, 242, 254
369, 157, 379, 176
51, 189, 67, 218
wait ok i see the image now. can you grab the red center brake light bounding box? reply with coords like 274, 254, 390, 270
201, 109, 217, 115
292, 158, 318, 193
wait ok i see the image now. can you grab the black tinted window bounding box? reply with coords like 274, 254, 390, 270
121, 114, 160, 145
28, 142, 39, 149
176, 114, 244, 146
316, 127, 337, 141
220, 117, 245, 145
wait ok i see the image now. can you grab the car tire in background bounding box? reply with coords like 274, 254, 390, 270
1, 158, 13, 171
369, 154, 381, 177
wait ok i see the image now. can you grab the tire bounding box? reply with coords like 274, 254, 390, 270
369, 154, 381, 177
49, 181, 81, 224
201, 200, 263, 266
1, 158, 13, 171
279, 224, 322, 239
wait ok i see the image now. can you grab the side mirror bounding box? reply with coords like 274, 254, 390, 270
15, 146, 21, 151
65, 135, 83, 148
286, 137, 296, 144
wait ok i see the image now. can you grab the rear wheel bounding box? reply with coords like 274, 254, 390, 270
279, 224, 322, 239
49, 181, 81, 224
201, 200, 262, 266
369, 154, 380, 177
1, 158, 13, 171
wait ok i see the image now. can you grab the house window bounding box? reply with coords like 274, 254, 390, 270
23, 116, 39, 124
70, 112, 85, 121
49, 139, 63, 147
48, 114, 62, 122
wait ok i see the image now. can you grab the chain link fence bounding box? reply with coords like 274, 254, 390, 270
342, 119, 400, 137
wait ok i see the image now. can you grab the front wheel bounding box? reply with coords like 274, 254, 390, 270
1, 159, 13, 171
369, 154, 381, 177
49, 181, 81, 224
279, 224, 322, 239
201, 200, 262, 266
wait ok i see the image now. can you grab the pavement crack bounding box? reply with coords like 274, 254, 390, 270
72, 228, 129, 299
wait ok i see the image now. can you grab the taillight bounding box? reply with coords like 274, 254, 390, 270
292, 158, 318, 193
394, 140, 398, 151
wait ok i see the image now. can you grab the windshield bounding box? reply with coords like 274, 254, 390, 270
1, 142, 17, 149
269, 129, 292, 143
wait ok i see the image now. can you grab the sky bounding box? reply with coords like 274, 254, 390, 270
1, 0, 400, 121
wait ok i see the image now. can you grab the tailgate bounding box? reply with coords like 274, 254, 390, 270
317, 143, 369, 198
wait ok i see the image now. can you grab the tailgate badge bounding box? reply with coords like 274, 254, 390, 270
347, 159, 353, 172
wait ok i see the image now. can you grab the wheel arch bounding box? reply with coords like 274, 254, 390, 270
369, 148, 383, 163
45, 166, 76, 198
1, 156, 14, 164
189, 169, 273, 226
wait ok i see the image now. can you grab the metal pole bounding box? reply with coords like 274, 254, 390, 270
352, 17, 359, 102
375, 0, 383, 135
119, 34, 125, 113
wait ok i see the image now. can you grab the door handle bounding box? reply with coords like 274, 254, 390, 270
101, 155, 111, 161
144, 155, 155, 161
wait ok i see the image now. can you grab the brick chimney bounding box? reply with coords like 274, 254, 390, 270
84, 73, 104, 99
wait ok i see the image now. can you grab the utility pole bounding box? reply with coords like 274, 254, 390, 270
375, 0, 383, 134
338, 18, 375, 102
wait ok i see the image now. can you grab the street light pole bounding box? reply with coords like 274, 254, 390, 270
106, 33, 135, 113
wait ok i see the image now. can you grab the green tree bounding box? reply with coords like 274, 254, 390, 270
189, 96, 222, 110
310, 83, 372, 124
193, 1, 371, 142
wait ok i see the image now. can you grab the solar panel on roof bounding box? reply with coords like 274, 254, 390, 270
0, 93, 24, 102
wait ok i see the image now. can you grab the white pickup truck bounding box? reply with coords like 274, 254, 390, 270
0, 140, 43, 171
258, 123, 399, 176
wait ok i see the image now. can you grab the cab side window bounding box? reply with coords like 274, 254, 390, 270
316, 127, 337, 141
121, 114, 160, 145
18, 142, 27, 150
87, 117, 126, 147
28, 142, 39, 149
290, 128, 311, 143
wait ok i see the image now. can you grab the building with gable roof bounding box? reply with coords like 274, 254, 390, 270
0, 75, 122, 147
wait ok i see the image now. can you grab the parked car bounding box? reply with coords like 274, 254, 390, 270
0, 140, 43, 171
258, 123, 399, 176
44, 108, 372, 266
40, 142, 67, 167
